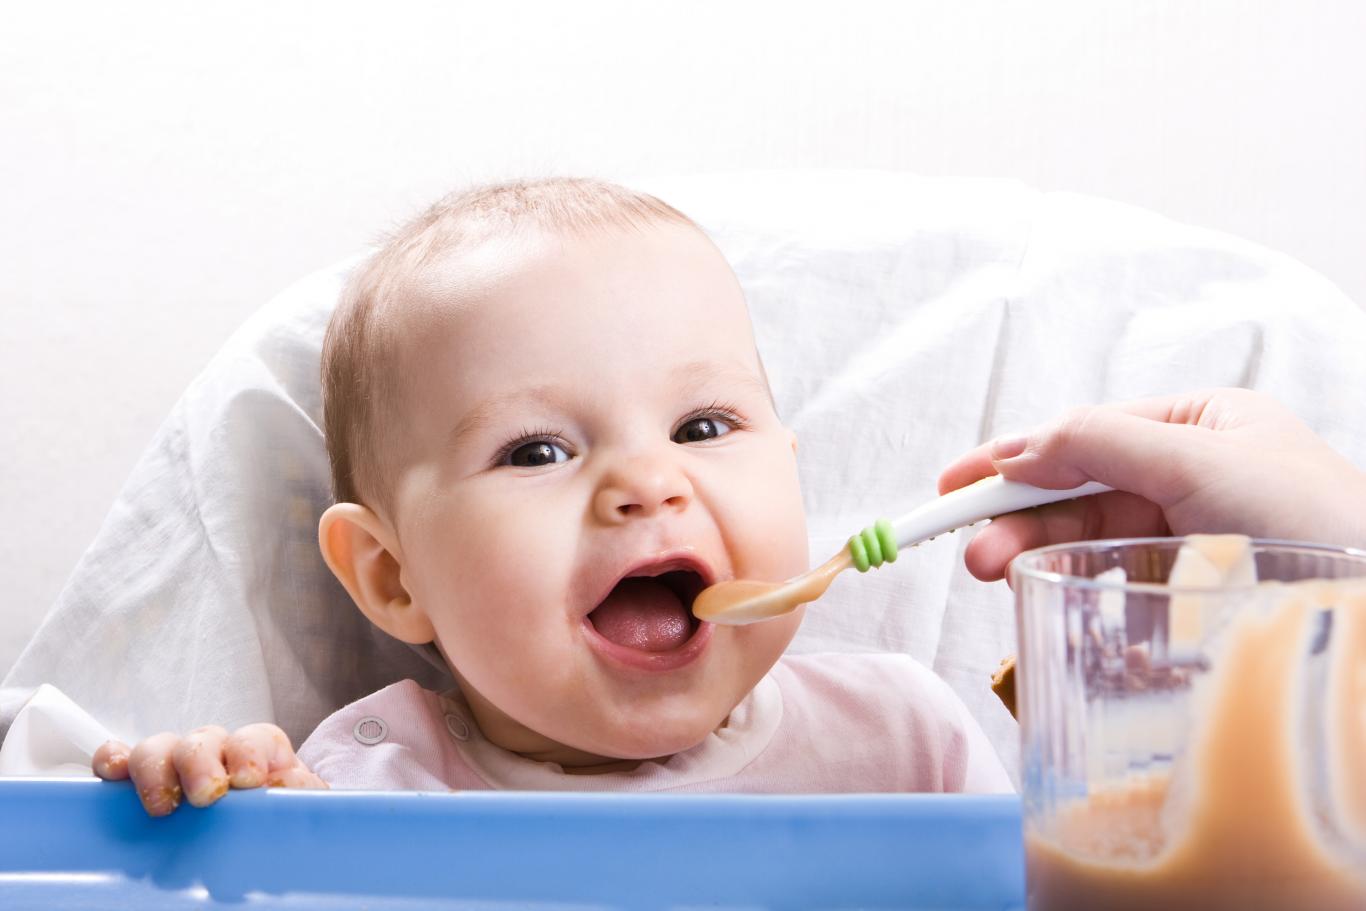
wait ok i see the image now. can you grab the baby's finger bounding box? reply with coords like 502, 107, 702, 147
172, 726, 231, 808
963, 491, 1167, 582
224, 723, 295, 789
127, 733, 186, 817
92, 740, 132, 780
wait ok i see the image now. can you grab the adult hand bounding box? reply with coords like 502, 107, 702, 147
939, 387, 1366, 582
92, 723, 326, 816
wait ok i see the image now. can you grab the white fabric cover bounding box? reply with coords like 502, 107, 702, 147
6, 170, 1366, 783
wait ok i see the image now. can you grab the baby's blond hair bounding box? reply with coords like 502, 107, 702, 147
321, 178, 697, 512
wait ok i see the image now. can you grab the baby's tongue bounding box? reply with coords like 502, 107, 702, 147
590, 578, 692, 652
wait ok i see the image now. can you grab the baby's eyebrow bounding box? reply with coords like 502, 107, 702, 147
446, 383, 574, 450
447, 360, 771, 450
671, 359, 772, 401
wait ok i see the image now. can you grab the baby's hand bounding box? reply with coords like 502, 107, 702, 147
92, 723, 327, 816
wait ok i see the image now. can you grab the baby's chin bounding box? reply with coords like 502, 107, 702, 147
550, 701, 735, 763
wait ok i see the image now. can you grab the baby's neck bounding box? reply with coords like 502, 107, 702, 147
480, 722, 676, 775
526, 751, 656, 776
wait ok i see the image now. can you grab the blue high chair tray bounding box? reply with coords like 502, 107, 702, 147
0, 780, 1024, 910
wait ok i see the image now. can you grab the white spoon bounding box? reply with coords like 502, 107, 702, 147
692, 476, 1113, 625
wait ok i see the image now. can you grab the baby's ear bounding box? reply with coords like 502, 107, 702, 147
318, 504, 435, 645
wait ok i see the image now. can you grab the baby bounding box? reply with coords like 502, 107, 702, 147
93, 178, 1010, 811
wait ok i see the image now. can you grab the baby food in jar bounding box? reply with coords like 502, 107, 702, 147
1013, 536, 1366, 911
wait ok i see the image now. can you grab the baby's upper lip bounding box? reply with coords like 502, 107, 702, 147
582, 549, 720, 616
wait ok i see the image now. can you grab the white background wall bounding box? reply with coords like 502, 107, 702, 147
4, 0, 1364, 674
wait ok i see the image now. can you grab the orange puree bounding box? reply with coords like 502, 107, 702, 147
1026, 537, 1366, 910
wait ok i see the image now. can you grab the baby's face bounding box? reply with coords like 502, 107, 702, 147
385, 222, 808, 763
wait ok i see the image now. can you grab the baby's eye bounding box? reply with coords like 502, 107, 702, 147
506, 440, 571, 467
672, 416, 734, 444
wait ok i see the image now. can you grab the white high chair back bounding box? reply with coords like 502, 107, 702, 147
6, 171, 1366, 781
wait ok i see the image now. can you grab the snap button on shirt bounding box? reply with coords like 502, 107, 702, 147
445, 713, 470, 742
353, 716, 388, 745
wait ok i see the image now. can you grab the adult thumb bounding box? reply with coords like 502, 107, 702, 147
988, 405, 1208, 508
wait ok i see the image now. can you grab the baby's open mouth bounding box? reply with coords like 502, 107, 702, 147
587, 570, 705, 653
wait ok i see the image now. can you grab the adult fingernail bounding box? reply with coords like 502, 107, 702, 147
990, 434, 1028, 460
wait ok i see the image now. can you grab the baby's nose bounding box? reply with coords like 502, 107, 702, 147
593, 455, 693, 523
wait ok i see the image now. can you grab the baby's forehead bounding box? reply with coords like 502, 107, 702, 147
366, 228, 775, 467
386, 222, 748, 345
386, 234, 533, 324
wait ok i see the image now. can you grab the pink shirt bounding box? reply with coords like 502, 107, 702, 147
298, 653, 1013, 794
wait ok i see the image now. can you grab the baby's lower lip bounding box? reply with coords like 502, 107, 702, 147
581, 617, 714, 673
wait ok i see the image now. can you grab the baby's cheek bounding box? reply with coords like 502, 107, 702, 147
430, 578, 580, 698
735, 608, 803, 668
725, 441, 808, 577
753, 505, 809, 582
